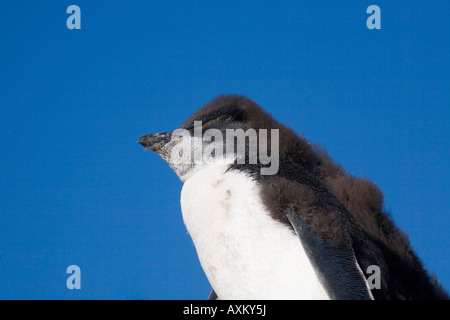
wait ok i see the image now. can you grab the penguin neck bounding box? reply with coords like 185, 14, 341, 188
177, 157, 235, 183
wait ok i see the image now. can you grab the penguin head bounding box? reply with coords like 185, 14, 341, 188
138, 96, 249, 181
138, 95, 315, 181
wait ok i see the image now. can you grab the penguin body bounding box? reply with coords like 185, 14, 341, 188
138, 95, 449, 300
181, 162, 329, 299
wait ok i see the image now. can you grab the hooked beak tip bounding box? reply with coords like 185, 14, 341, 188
138, 132, 171, 152
137, 136, 147, 147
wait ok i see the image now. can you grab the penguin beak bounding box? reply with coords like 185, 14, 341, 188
138, 132, 172, 152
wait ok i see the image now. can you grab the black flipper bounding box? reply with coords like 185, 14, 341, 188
286, 210, 373, 300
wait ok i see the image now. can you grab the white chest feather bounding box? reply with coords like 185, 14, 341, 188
180, 164, 330, 300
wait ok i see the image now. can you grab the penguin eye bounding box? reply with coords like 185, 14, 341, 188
201, 115, 234, 128
187, 115, 234, 131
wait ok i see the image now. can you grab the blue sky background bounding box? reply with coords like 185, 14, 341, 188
0, 1, 448, 299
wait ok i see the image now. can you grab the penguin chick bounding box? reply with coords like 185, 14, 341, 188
138, 95, 449, 300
